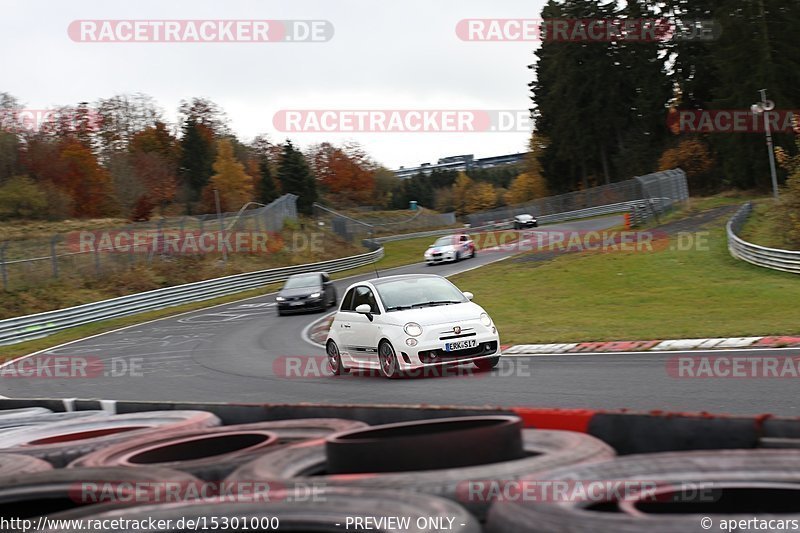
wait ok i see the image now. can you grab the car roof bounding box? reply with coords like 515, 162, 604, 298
348, 274, 446, 289
287, 271, 326, 278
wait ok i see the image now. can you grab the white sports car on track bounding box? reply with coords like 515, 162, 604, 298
424, 234, 476, 265
325, 274, 501, 379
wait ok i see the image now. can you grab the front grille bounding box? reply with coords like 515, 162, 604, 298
418, 341, 498, 364
439, 327, 476, 341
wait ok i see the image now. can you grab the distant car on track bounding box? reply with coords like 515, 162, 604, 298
276, 272, 337, 316
423, 234, 475, 265
325, 274, 501, 378
513, 214, 538, 229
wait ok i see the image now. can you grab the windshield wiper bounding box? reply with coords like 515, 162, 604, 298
386, 305, 413, 311
411, 300, 461, 308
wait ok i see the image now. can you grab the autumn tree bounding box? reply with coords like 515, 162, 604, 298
0, 176, 48, 219
202, 138, 254, 212
129, 122, 179, 218
465, 181, 497, 213
505, 139, 548, 204
309, 142, 375, 206
658, 138, 716, 193
56, 138, 118, 217
452, 172, 473, 215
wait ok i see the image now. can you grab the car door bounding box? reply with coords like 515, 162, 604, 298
344, 285, 382, 364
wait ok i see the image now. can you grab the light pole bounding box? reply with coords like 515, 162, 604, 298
751, 89, 780, 199
214, 188, 228, 265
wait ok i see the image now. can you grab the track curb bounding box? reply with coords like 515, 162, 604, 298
503, 335, 800, 355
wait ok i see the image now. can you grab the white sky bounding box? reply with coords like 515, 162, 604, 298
2, 0, 547, 169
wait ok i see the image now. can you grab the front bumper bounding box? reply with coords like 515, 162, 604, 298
395, 324, 500, 369
425, 250, 458, 264
277, 297, 324, 313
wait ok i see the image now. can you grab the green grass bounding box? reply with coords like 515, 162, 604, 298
451, 222, 800, 344
739, 199, 794, 250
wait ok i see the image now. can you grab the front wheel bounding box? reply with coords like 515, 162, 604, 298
327, 340, 347, 375
474, 356, 500, 371
378, 341, 401, 379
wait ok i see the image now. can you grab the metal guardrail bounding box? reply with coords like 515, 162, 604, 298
0, 247, 384, 346
727, 202, 800, 274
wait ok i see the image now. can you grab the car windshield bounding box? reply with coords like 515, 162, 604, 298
432, 237, 455, 246
283, 274, 321, 289
376, 277, 466, 311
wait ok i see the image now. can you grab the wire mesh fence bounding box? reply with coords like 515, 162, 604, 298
466, 169, 689, 227
0, 195, 298, 290
313, 204, 457, 243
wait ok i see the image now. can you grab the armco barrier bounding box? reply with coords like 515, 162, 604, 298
727, 202, 800, 274
0, 247, 384, 346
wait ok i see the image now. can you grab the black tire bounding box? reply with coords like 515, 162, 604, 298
326, 340, 348, 375
455, 251, 461, 262
0, 452, 52, 476
378, 340, 400, 379
486, 449, 800, 533
325, 416, 524, 474
0, 466, 200, 522
0, 410, 221, 467
276, 308, 284, 316
46, 487, 483, 533
471, 246, 477, 258
475, 356, 500, 371
329, 290, 337, 308
228, 429, 615, 520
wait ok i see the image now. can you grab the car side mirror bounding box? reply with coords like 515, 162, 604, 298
463, 291, 474, 301
355, 303, 373, 321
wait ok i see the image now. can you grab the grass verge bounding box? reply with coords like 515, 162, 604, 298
451, 221, 800, 345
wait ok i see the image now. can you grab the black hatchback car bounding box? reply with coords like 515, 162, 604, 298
276, 272, 337, 315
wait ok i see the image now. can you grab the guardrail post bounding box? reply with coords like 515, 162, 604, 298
50, 234, 60, 279
0, 242, 8, 290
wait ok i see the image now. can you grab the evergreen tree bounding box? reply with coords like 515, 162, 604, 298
179, 117, 215, 205
258, 152, 279, 204
277, 140, 317, 214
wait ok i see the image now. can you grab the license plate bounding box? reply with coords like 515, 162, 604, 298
290, 301, 303, 306
444, 339, 477, 352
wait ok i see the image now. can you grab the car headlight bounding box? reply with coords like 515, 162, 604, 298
480, 313, 492, 327
404, 322, 423, 337
276, 296, 285, 302
310, 292, 321, 299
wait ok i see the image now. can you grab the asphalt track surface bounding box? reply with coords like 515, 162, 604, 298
1, 215, 797, 417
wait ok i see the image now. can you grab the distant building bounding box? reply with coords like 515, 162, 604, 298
394, 153, 523, 179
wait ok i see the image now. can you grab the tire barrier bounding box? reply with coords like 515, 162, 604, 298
70, 419, 368, 481
0, 452, 53, 476
0, 411, 221, 467
45, 487, 483, 533
486, 450, 800, 532
228, 423, 615, 519
0, 401, 799, 530
0, 466, 200, 522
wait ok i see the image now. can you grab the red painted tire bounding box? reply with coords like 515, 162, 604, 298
0, 452, 53, 476
0, 410, 220, 467
0, 466, 200, 521
69, 418, 367, 480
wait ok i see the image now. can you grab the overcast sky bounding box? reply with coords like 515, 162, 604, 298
2, 0, 547, 169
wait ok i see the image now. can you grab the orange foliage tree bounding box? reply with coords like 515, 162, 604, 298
309, 142, 375, 205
